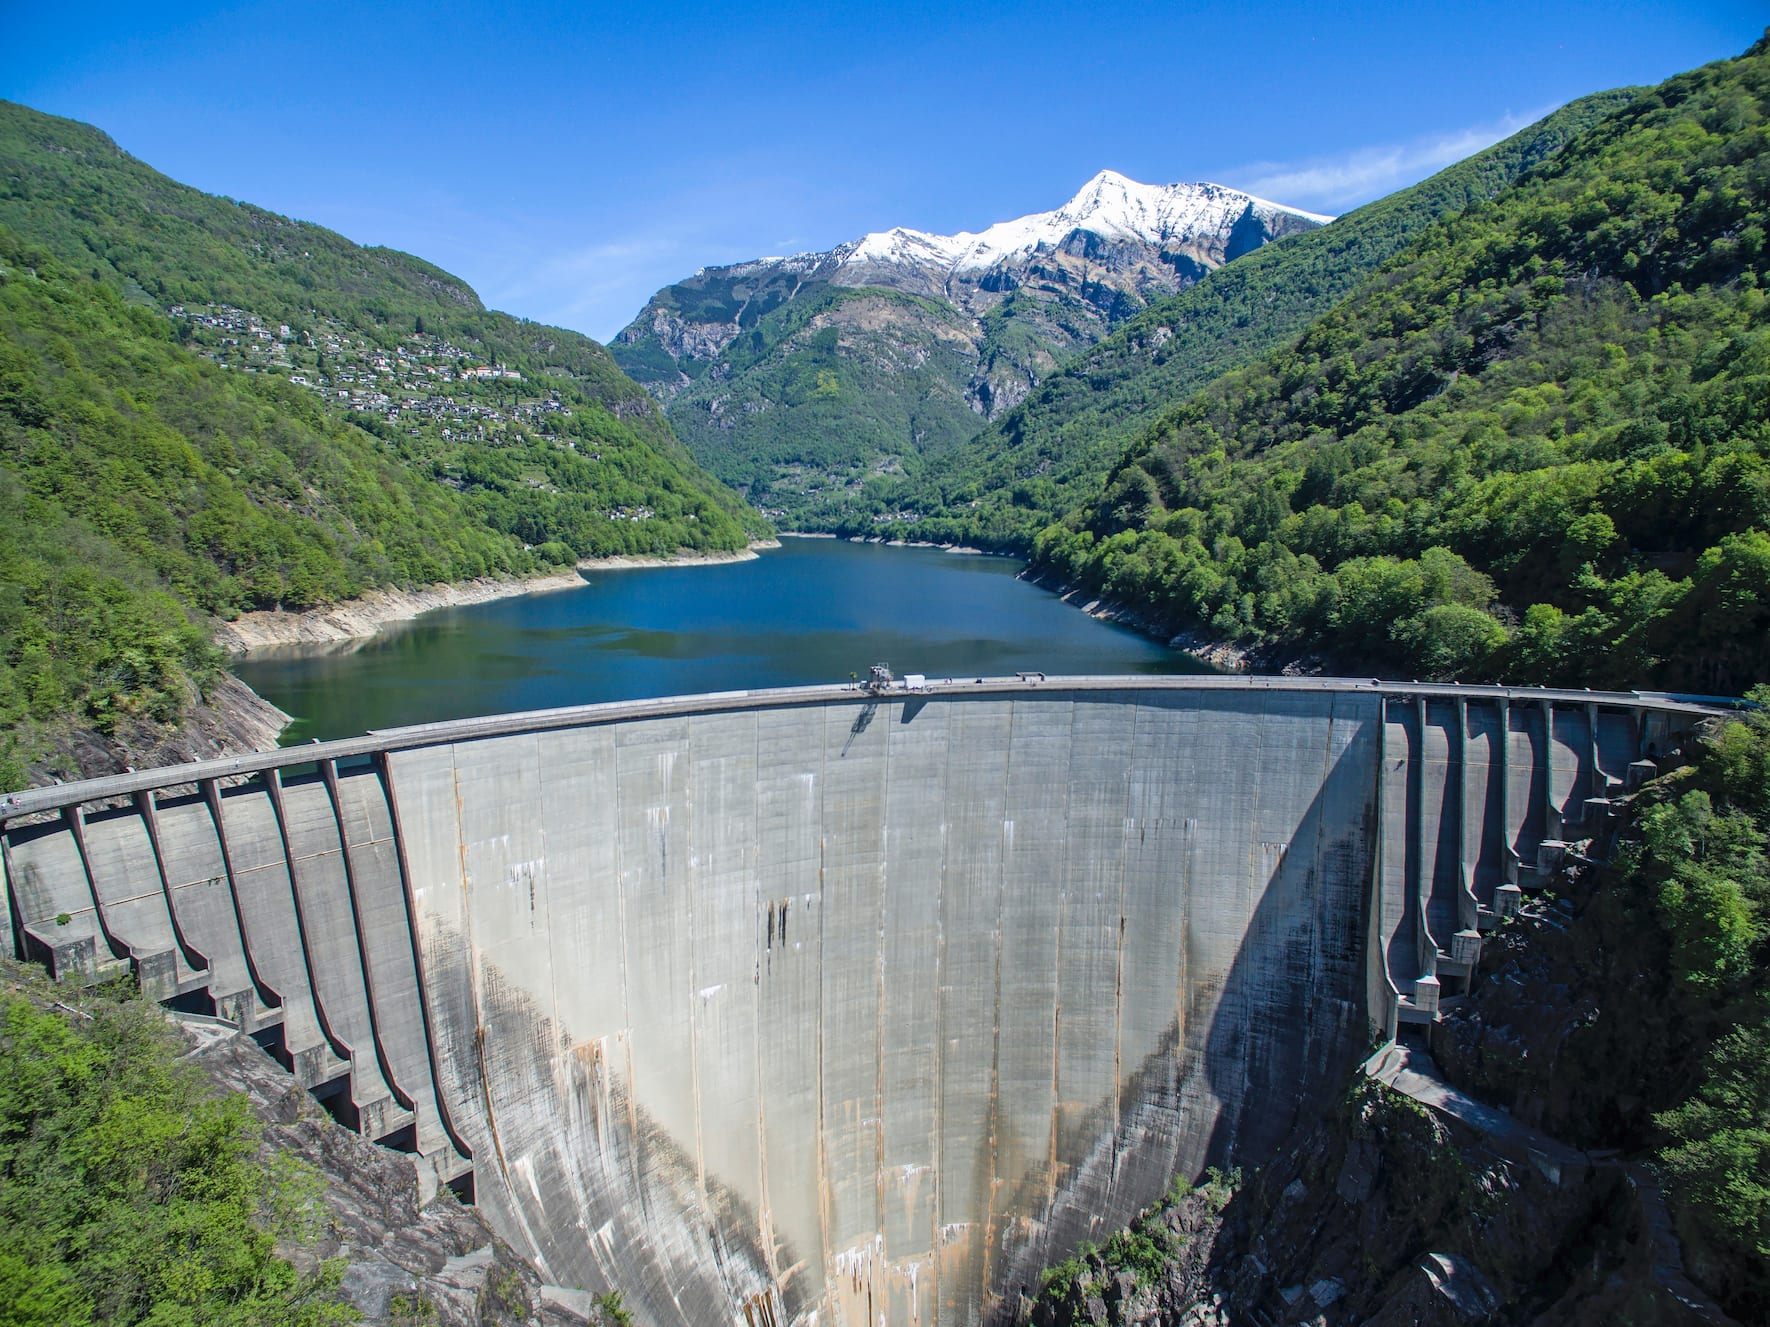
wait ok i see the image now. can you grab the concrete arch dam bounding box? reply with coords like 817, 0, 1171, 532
0, 678, 1717, 1326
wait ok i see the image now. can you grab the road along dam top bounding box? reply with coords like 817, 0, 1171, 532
0, 677, 1724, 1326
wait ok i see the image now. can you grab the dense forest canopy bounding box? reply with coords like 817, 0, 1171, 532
0, 965, 351, 1326
806, 89, 1639, 545
0, 103, 767, 777
0, 99, 666, 439
1029, 38, 1770, 696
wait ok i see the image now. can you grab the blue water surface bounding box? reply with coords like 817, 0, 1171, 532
235, 538, 1201, 742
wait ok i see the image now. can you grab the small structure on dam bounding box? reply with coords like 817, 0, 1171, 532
0, 677, 1723, 1326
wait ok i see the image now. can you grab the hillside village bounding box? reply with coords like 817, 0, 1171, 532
168, 302, 573, 442
163, 303, 669, 523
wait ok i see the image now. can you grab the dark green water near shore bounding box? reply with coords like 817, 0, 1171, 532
235, 538, 1202, 742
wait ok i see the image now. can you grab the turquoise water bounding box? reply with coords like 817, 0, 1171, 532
234, 538, 1201, 742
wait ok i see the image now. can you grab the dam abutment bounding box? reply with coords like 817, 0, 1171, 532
0, 678, 1723, 1325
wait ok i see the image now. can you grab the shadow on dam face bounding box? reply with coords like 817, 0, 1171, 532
391, 686, 1380, 1326
5, 678, 1706, 1326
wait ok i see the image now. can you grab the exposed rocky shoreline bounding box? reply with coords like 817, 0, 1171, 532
1015, 567, 1324, 677
214, 542, 780, 655
28, 672, 294, 787
779, 530, 994, 555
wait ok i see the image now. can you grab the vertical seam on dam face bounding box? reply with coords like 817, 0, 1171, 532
869, 704, 888, 1308
63, 807, 128, 967
980, 697, 1012, 1309
1109, 699, 1133, 1190
930, 699, 949, 1318
453, 749, 507, 1180
685, 719, 707, 1208
135, 792, 208, 975
377, 752, 473, 1164
3, 681, 1726, 1327
201, 779, 282, 1013
1, 837, 18, 963
1230, 696, 1268, 1166
320, 759, 414, 1118
751, 710, 774, 1286
267, 771, 353, 1064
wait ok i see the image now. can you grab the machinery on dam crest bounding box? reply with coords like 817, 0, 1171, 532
0, 676, 1727, 1326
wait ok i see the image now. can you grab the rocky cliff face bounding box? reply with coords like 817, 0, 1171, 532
180, 1013, 613, 1326
611, 173, 1327, 517
26, 672, 291, 786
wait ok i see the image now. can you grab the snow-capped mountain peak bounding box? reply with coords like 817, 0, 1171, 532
615, 168, 1330, 426
840, 172, 1332, 277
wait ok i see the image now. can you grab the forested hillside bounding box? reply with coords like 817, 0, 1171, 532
0, 100, 667, 442
0, 963, 352, 1326
0, 102, 766, 781
816, 90, 1636, 545
1033, 39, 1770, 695
628, 279, 986, 511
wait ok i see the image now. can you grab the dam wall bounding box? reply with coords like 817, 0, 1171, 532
0, 678, 1718, 1326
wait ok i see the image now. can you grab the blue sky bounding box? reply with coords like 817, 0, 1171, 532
4, 2, 1763, 340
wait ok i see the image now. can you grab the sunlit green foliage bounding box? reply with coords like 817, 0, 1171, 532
0, 967, 354, 1326
591, 1290, 635, 1326
0, 99, 665, 445
1033, 1169, 1238, 1324
0, 233, 523, 746
0, 100, 766, 755
624, 283, 985, 507
1609, 693, 1770, 1317
1030, 38, 1770, 691
1656, 1020, 1770, 1294
817, 88, 1639, 545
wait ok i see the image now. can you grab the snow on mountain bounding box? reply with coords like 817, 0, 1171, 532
614, 167, 1332, 437
839, 170, 1333, 276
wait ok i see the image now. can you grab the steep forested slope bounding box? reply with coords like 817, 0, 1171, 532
0, 100, 664, 443
0, 962, 352, 1326
0, 101, 765, 781
0, 232, 523, 742
827, 89, 1638, 546
1035, 38, 1770, 695
0, 101, 763, 545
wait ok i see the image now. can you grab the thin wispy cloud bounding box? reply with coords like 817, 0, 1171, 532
493, 243, 698, 337
1225, 109, 1553, 214
481, 173, 840, 340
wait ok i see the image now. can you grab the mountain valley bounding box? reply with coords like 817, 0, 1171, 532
2, 23, 1769, 1327
612, 173, 1326, 516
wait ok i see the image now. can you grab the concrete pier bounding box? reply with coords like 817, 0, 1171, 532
0, 676, 1725, 1326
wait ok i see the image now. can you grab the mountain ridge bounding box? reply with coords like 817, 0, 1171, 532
613, 171, 1326, 513
823, 88, 1644, 547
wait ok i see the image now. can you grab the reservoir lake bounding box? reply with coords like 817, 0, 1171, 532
235, 537, 1203, 742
